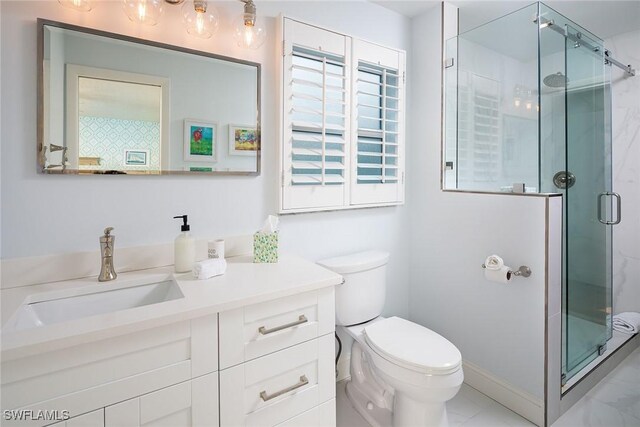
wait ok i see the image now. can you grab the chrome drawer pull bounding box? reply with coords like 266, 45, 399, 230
260, 375, 309, 402
258, 315, 308, 335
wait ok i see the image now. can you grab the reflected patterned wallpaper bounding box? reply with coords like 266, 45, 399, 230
78, 116, 161, 170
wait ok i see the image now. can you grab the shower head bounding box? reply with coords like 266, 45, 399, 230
543, 72, 569, 88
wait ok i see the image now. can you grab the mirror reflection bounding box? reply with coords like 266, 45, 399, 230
39, 20, 260, 175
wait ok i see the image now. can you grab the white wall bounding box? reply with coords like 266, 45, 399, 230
608, 29, 640, 314
408, 5, 549, 402
0, 1, 411, 317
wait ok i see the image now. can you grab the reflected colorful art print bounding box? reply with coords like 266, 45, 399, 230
229, 125, 258, 156
184, 120, 217, 162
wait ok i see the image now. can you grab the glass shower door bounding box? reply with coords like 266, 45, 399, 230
563, 24, 613, 381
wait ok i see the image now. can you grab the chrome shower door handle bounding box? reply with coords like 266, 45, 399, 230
597, 192, 622, 225
611, 192, 622, 225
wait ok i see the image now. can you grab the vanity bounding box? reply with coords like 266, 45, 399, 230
1, 256, 341, 427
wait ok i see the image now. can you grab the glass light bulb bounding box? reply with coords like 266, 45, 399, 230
58, 0, 92, 12
182, 1, 219, 39
122, 0, 164, 26
526, 101, 532, 110
233, 13, 266, 49
138, 1, 147, 20
196, 12, 205, 34
514, 98, 521, 107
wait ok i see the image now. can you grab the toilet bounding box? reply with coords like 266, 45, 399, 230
318, 251, 463, 427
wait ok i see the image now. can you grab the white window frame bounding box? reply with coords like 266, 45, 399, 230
278, 17, 406, 214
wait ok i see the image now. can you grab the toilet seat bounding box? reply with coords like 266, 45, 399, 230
364, 316, 462, 375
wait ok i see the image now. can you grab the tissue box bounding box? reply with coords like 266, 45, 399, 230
253, 231, 278, 263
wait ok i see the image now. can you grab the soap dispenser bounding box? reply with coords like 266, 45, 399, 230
173, 215, 196, 273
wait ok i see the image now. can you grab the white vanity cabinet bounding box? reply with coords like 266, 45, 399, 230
48, 409, 104, 427
0, 314, 218, 427
219, 288, 336, 427
1, 259, 340, 427
105, 373, 218, 427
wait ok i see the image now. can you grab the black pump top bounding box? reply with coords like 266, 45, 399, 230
173, 215, 190, 232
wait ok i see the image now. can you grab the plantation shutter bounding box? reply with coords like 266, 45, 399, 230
281, 19, 351, 211
350, 39, 405, 205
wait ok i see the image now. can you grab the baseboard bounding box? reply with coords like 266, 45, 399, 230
462, 360, 544, 426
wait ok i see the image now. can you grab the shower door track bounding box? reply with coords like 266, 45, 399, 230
537, 16, 637, 76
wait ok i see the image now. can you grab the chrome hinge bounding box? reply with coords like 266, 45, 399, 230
282, 40, 286, 57
444, 58, 454, 68
561, 373, 567, 386
402, 71, 406, 84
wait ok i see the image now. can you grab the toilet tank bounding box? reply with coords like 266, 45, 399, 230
317, 251, 389, 326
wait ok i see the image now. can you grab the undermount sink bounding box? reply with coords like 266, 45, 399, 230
6, 279, 184, 331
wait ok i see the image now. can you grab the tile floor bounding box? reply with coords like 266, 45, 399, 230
553, 345, 640, 427
336, 381, 533, 427
336, 345, 640, 427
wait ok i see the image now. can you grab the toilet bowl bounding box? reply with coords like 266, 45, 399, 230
318, 251, 463, 427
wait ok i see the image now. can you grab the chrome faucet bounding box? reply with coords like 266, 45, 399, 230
99, 227, 117, 282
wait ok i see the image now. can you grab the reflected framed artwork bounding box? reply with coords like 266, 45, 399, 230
229, 125, 258, 156
124, 149, 149, 166
184, 119, 217, 162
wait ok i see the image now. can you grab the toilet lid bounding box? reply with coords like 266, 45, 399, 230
364, 317, 462, 375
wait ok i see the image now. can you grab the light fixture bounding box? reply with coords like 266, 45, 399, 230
58, 0, 92, 12
233, 0, 266, 49
122, 0, 164, 26
513, 85, 522, 107
182, 0, 220, 39
525, 90, 533, 110
62, 0, 268, 45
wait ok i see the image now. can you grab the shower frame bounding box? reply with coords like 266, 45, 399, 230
442, 1, 635, 423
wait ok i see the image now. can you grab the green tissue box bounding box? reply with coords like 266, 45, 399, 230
253, 231, 278, 263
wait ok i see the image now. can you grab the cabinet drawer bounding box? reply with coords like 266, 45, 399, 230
219, 288, 334, 369
220, 334, 335, 427
274, 399, 335, 427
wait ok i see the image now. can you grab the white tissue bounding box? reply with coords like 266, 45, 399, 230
261, 215, 279, 233
193, 258, 227, 280
484, 265, 512, 284
485, 255, 504, 270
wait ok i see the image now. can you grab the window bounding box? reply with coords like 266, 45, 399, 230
351, 39, 405, 205
280, 18, 405, 213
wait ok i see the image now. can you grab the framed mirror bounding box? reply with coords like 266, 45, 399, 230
38, 19, 261, 175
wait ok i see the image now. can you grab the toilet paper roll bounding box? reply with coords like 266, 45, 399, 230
485, 254, 504, 270
484, 265, 512, 283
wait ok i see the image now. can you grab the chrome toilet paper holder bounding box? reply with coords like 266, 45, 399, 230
481, 264, 532, 278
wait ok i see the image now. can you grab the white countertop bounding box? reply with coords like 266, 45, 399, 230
0, 255, 342, 361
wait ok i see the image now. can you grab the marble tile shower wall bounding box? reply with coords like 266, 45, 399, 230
609, 29, 640, 314
78, 115, 161, 170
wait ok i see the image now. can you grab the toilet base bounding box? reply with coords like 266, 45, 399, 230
393, 392, 448, 427
345, 379, 392, 427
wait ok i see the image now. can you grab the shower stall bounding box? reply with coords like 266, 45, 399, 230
443, 2, 635, 387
